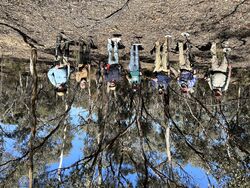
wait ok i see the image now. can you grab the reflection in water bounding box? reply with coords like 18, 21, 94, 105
0, 46, 250, 187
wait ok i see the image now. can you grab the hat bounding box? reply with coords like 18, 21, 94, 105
181, 86, 188, 93
57, 91, 65, 96
132, 84, 139, 92
55, 85, 67, 96
80, 79, 87, 89
181, 83, 187, 88
158, 88, 164, 95
214, 89, 222, 97
109, 86, 116, 91
109, 81, 116, 91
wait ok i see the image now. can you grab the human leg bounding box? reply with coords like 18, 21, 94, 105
107, 39, 113, 65
184, 44, 193, 70
83, 42, 90, 65
180, 41, 193, 71
211, 42, 219, 71
129, 45, 135, 71
55, 34, 63, 65
113, 41, 119, 65
217, 54, 228, 72
55, 34, 62, 60
153, 41, 162, 72
134, 44, 139, 71
78, 41, 84, 65
161, 37, 170, 72
62, 41, 70, 66
178, 42, 186, 70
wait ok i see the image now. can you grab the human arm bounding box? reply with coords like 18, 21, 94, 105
47, 68, 57, 86
188, 75, 197, 88
207, 77, 213, 90
67, 64, 70, 79
149, 79, 157, 89
223, 64, 232, 91
193, 69, 197, 75
126, 74, 132, 83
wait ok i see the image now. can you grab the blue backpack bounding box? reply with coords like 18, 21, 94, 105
180, 71, 193, 83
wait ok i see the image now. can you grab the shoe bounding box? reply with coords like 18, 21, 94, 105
133, 44, 144, 50
150, 46, 156, 54
113, 33, 122, 37
165, 35, 172, 38
89, 39, 98, 49
133, 43, 142, 46
118, 41, 125, 49
155, 41, 160, 46
176, 39, 184, 43
223, 48, 231, 53
111, 37, 121, 43
222, 41, 229, 48
210, 42, 217, 55
181, 32, 190, 37
56, 34, 62, 45
138, 45, 144, 50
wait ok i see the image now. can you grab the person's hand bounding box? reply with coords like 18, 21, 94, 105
105, 64, 110, 71
203, 76, 209, 81
228, 64, 232, 70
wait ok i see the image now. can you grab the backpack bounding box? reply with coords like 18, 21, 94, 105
180, 71, 193, 83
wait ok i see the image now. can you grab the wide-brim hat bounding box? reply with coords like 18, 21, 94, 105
57, 91, 65, 96
214, 90, 222, 96
109, 86, 116, 91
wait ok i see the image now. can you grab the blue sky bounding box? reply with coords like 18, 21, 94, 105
1, 107, 218, 187
46, 106, 218, 187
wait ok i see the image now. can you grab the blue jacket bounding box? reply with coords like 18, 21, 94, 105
129, 71, 140, 84
150, 73, 171, 90
48, 67, 69, 87
178, 71, 197, 88
104, 65, 121, 82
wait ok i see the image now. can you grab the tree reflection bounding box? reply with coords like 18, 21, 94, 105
0, 55, 249, 187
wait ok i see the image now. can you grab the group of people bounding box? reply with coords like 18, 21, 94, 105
47, 32, 232, 101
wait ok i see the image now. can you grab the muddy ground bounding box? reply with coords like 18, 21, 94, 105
0, 0, 249, 68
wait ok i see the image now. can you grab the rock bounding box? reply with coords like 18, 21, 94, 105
0, 0, 249, 67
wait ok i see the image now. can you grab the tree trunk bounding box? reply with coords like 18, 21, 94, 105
29, 48, 38, 188
58, 104, 69, 181
88, 64, 93, 120
0, 55, 3, 94
58, 124, 67, 181
165, 126, 171, 163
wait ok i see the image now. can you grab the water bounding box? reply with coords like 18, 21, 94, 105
0, 59, 249, 187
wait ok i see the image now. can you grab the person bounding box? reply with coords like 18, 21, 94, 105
206, 42, 232, 101
76, 66, 89, 89
177, 33, 197, 94
75, 40, 91, 89
48, 34, 71, 96
104, 38, 123, 92
150, 36, 172, 95
127, 43, 142, 91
